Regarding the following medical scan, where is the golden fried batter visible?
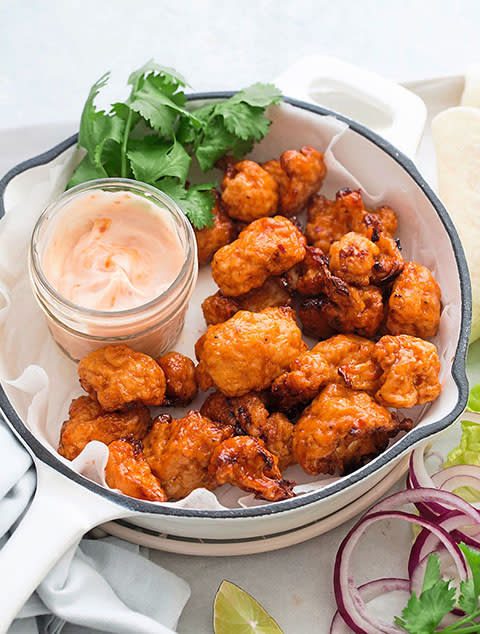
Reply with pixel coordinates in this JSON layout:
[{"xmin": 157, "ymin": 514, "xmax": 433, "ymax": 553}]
[
  {"xmin": 105, "ymin": 439, "xmax": 166, "ymax": 502},
  {"xmin": 78, "ymin": 345, "xmax": 166, "ymax": 411},
  {"xmin": 292, "ymin": 247, "xmax": 384, "ymax": 337},
  {"xmin": 143, "ymin": 411, "xmax": 233, "ymax": 500},
  {"xmin": 211, "ymin": 216, "xmax": 306, "ymax": 296},
  {"xmin": 221, "ymin": 160, "xmax": 279, "ymax": 222},
  {"xmin": 386, "ymin": 262, "xmax": 441, "ymax": 338},
  {"xmin": 58, "ymin": 396, "xmax": 151, "ymax": 460},
  {"xmin": 297, "ymin": 298, "xmax": 336, "ymax": 340},
  {"xmin": 263, "ymin": 146, "xmax": 326, "ymax": 216},
  {"xmin": 195, "ymin": 307, "xmax": 307, "ymax": 397},
  {"xmin": 271, "ymin": 334, "xmax": 382, "ymax": 410},
  {"xmin": 201, "ymin": 391, "xmax": 295, "ymax": 470},
  {"xmin": 209, "ymin": 436, "xmax": 295, "ymax": 501},
  {"xmin": 293, "ymin": 384, "xmax": 411, "ymax": 476},
  {"xmin": 374, "ymin": 334, "xmax": 442, "ymax": 408},
  {"xmin": 201, "ymin": 277, "xmax": 292, "ymax": 326},
  {"xmin": 194, "ymin": 192, "xmax": 237, "ymax": 264},
  {"xmin": 363, "ymin": 215, "xmax": 404, "ymax": 285},
  {"xmin": 329, "ymin": 232, "xmax": 380, "ymax": 286},
  {"xmin": 306, "ymin": 189, "xmax": 400, "ymax": 267},
  {"xmin": 157, "ymin": 352, "xmax": 197, "ymax": 405}
]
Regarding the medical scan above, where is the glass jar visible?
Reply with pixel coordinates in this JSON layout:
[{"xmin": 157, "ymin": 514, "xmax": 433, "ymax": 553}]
[{"xmin": 29, "ymin": 179, "xmax": 198, "ymax": 361}]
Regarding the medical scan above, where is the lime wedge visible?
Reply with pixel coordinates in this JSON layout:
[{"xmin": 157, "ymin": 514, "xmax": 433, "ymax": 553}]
[{"xmin": 213, "ymin": 580, "xmax": 283, "ymax": 634}]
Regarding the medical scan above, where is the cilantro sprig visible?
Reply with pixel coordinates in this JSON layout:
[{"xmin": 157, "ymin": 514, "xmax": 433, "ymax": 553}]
[
  {"xmin": 395, "ymin": 545, "xmax": 480, "ymax": 634},
  {"xmin": 68, "ymin": 61, "xmax": 281, "ymax": 228}
]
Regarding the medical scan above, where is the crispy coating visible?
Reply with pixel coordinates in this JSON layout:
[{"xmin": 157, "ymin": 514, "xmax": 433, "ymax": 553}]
[
  {"xmin": 201, "ymin": 277, "xmax": 292, "ymax": 325},
  {"xmin": 306, "ymin": 189, "xmax": 400, "ymax": 270},
  {"xmin": 386, "ymin": 262, "xmax": 442, "ymax": 338},
  {"xmin": 58, "ymin": 396, "xmax": 151, "ymax": 460},
  {"xmin": 293, "ymin": 247, "xmax": 384, "ymax": 337},
  {"xmin": 211, "ymin": 216, "xmax": 306, "ymax": 296},
  {"xmin": 293, "ymin": 384, "xmax": 412, "ymax": 476},
  {"xmin": 297, "ymin": 298, "xmax": 336, "ymax": 339},
  {"xmin": 263, "ymin": 146, "xmax": 326, "ymax": 216},
  {"xmin": 271, "ymin": 334, "xmax": 382, "ymax": 410},
  {"xmin": 194, "ymin": 192, "xmax": 237, "ymax": 264},
  {"xmin": 157, "ymin": 352, "xmax": 197, "ymax": 405},
  {"xmin": 105, "ymin": 439, "xmax": 166, "ymax": 502},
  {"xmin": 209, "ymin": 436, "xmax": 295, "ymax": 501},
  {"xmin": 78, "ymin": 345, "xmax": 166, "ymax": 411},
  {"xmin": 374, "ymin": 335, "xmax": 441, "ymax": 408},
  {"xmin": 221, "ymin": 160, "xmax": 279, "ymax": 222},
  {"xmin": 143, "ymin": 411, "xmax": 233, "ymax": 500},
  {"xmin": 195, "ymin": 307, "xmax": 307, "ymax": 397},
  {"xmin": 201, "ymin": 391, "xmax": 295, "ymax": 470},
  {"xmin": 329, "ymin": 232, "xmax": 380, "ymax": 286}
]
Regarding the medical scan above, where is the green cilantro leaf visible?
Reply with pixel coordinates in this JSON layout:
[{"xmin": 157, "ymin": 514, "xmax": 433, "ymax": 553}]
[
  {"xmin": 127, "ymin": 137, "xmax": 191, "ymax": 185},
  {"xmin": 219, "ymin": 102, "xmax": 272, "ymax": 141},
  {"xmin": 229, "ymin": 82, "xmax": 282, "ymax": 107},
  {"xmin": 78, "ymin": 72, "xmax": 125, "ymax": 169},
  {"xmin": 128, "ymin": 60, "xmax": 187, "ymax": 90},
  {"xmin": 66, "ymin": 154, "xmax": 107, "ymax": 189},
  {"xmin": 422, "ymin": 553, "xmax": 441, "ymax": 592},
  {"xmin": 459, "ymin": 542, "xmax": 480, "ymax": 615},
  {"xmin": 159, "ymin": 179, "xmax": 215, "ymax": 229},
  {"xmin": 395, "ymin": 576, "xmax": 455, "ymax": 634}
]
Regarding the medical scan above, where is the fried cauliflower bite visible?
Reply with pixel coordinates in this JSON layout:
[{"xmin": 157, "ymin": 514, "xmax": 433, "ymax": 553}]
[
  {"xmin": 143, "ymin": 411, "xmax": 233, "ymax": 500},
  {"xmin": 292, "ymin": 247, "xmax": 384, "ymax": 337},
  {"xmin": 329, "ymin": 232, "xmax": 380, "ymax": 286},
  {"xmin": 201, "ymin": 391, "xmax": 295, "ymax": 470},
  {"xmin": 209, "ymin": 436, "xmax": 295, "ymax": 501},
  {"xmin": 221, "ymin": 160, "xmax": 279, "ymax": 222},
  {"xmin": 78, "ymin": 345, "xmax": 166, "ymax": 412},
  {"xmin": 201, "ymin": 277, "xmax": 292, "ymax": 326},
  {"xmin": 211, "ymin": 216, "xmax": 306, "ymax": 297},
  {"xmin": 293, "ymin": 384, "xmax": 412, "ymax": 476},
  {"xmin": 263, "ymin": 146, "xmax": 326, "ymax": 216},
  {"xmin": 271, "ymin": 334, "xmax": 382, "ymax": 411},
  {"xmin": 374, "ymin": 335, "xmax": 441, "ymax": 408},
  {"xmin": 297, "ymin": 298, "xmax": 336, "ymax": 339},
  {"xmin": 156, "ymin": 352, "xmax": 197, "ymax": 405},
  {"xmin": 386, "ymin": 262, "xmax": 442, "ymax": 338},
  {"xmin": 58, "ymin": 396, "xmax": 151, "ymax": 460},
  {"xmin": 194, "ymin": 192, "xmax": 237, "ymax": 265},
  {"xmin": 105, "ymin": 439, "xmax": 167, "ymax": 502},
  {"xmin": 195, "ymin": 307, "xmax": 307, "ymax": 397},
  {"xmin": 306, "ymin": 188, "xmax": 400, "ymax": 253}
]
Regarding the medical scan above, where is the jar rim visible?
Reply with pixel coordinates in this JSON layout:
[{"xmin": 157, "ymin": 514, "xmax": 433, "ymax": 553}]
[{"xmin": 30, "ymin": 177, "xmax": 197, "ymax": 318}]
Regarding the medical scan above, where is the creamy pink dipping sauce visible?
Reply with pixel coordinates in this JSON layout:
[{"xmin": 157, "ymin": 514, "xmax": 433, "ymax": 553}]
[{"xmin": 42, "ymin": 190, "xmax": 184, "ymax": 311}]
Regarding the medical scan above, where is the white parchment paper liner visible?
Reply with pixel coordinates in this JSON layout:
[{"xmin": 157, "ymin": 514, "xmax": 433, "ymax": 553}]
[{"xmin": 0, "ymin": 103, "xmax": 458, "ymax": 510}]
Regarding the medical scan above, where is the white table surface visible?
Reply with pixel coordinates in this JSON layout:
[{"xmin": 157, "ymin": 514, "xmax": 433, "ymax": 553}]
[{"xmin": 1, "ymin": 2, "xmax": 478, "ymax": 631}]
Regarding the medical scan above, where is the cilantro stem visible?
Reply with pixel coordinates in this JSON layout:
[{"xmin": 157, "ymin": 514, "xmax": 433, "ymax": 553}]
[
  {"xmin": 437, "ymin": 610, "xmax": 480, "ymax": 633},
  {"xmin": 120, "ymin": 78, "xmax": 140, "ymax": 178}
]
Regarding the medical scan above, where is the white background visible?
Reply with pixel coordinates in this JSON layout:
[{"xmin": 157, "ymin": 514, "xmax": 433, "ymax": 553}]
[{"xmin": 1, "ymin": 1, "xmax": 478, "ymax": 632}]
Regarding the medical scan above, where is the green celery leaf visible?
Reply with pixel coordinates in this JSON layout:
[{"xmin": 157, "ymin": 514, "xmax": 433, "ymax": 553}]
[
  {"xmin": 66, "ymin": 154, "xmax": 107, "ymax": 189},
  {"xmin": 422, "ymin": 553, "xmax": 440, "ymax": 592},
  {"xmin": 78, "ymin": 73, "xmax": 125, "ymax": 169},
  {"xmin": 394, "ymin": 578, "xmax": 455, "ymax": 634},
  {"xmin": 229, "ymin": 82, "xmax": 282, "ymax": 107},
  {"xmin": 127, "ymin": 136, "xmax": 191, "ymax": 185},
  {"xmin": 468, "ymin": 383, "xmax": 480, "ymax": 412},
  {"xmin": 219, "ymin": 102, "xmax": 272, "ymax": 141}
]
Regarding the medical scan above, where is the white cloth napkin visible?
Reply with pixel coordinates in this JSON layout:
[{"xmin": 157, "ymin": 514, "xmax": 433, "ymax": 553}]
[{"xmin": 0, "ymin": 419, "xmax": 190, "ymax": 634}]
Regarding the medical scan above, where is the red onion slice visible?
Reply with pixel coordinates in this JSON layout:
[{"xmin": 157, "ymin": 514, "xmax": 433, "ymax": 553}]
[
  {"xmin": 334, "ymin": 509, "xmax": 467, "ymax": 633},
  {"xmin": 432, "ymin": 464, "xmax": 480, "ymax": 488},
  {"xmin": 330, "ymin": 579, "xmax": 410, "ymax": 634}
]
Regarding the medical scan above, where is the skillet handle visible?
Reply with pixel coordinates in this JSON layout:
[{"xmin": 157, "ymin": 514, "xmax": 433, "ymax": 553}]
[
  {"xmin": 274, "ymin": 54, "xmax": 427, "ymax": 158},
  {"xmin": 0, "ymin": 459, "xmax": 126, "ymax": 632}
]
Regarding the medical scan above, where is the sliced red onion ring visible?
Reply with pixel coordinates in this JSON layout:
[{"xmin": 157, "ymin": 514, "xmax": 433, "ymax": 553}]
[
  {"xmin": 330, "ymin": 579, "xmax": 410, "ymax": 634},
  {"xmin": 432, "ymin": 464, "xmax": 480, "ymax": 488},
  {"xmin": 334, "ymin": 509, "xmax": 467, "ymax": 634}
]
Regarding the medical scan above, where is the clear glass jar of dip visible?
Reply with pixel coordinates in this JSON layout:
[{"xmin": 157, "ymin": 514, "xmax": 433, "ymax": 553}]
[{"xmin": 29, "ymin": 179, "xmax": 198, "ymax": 361}]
